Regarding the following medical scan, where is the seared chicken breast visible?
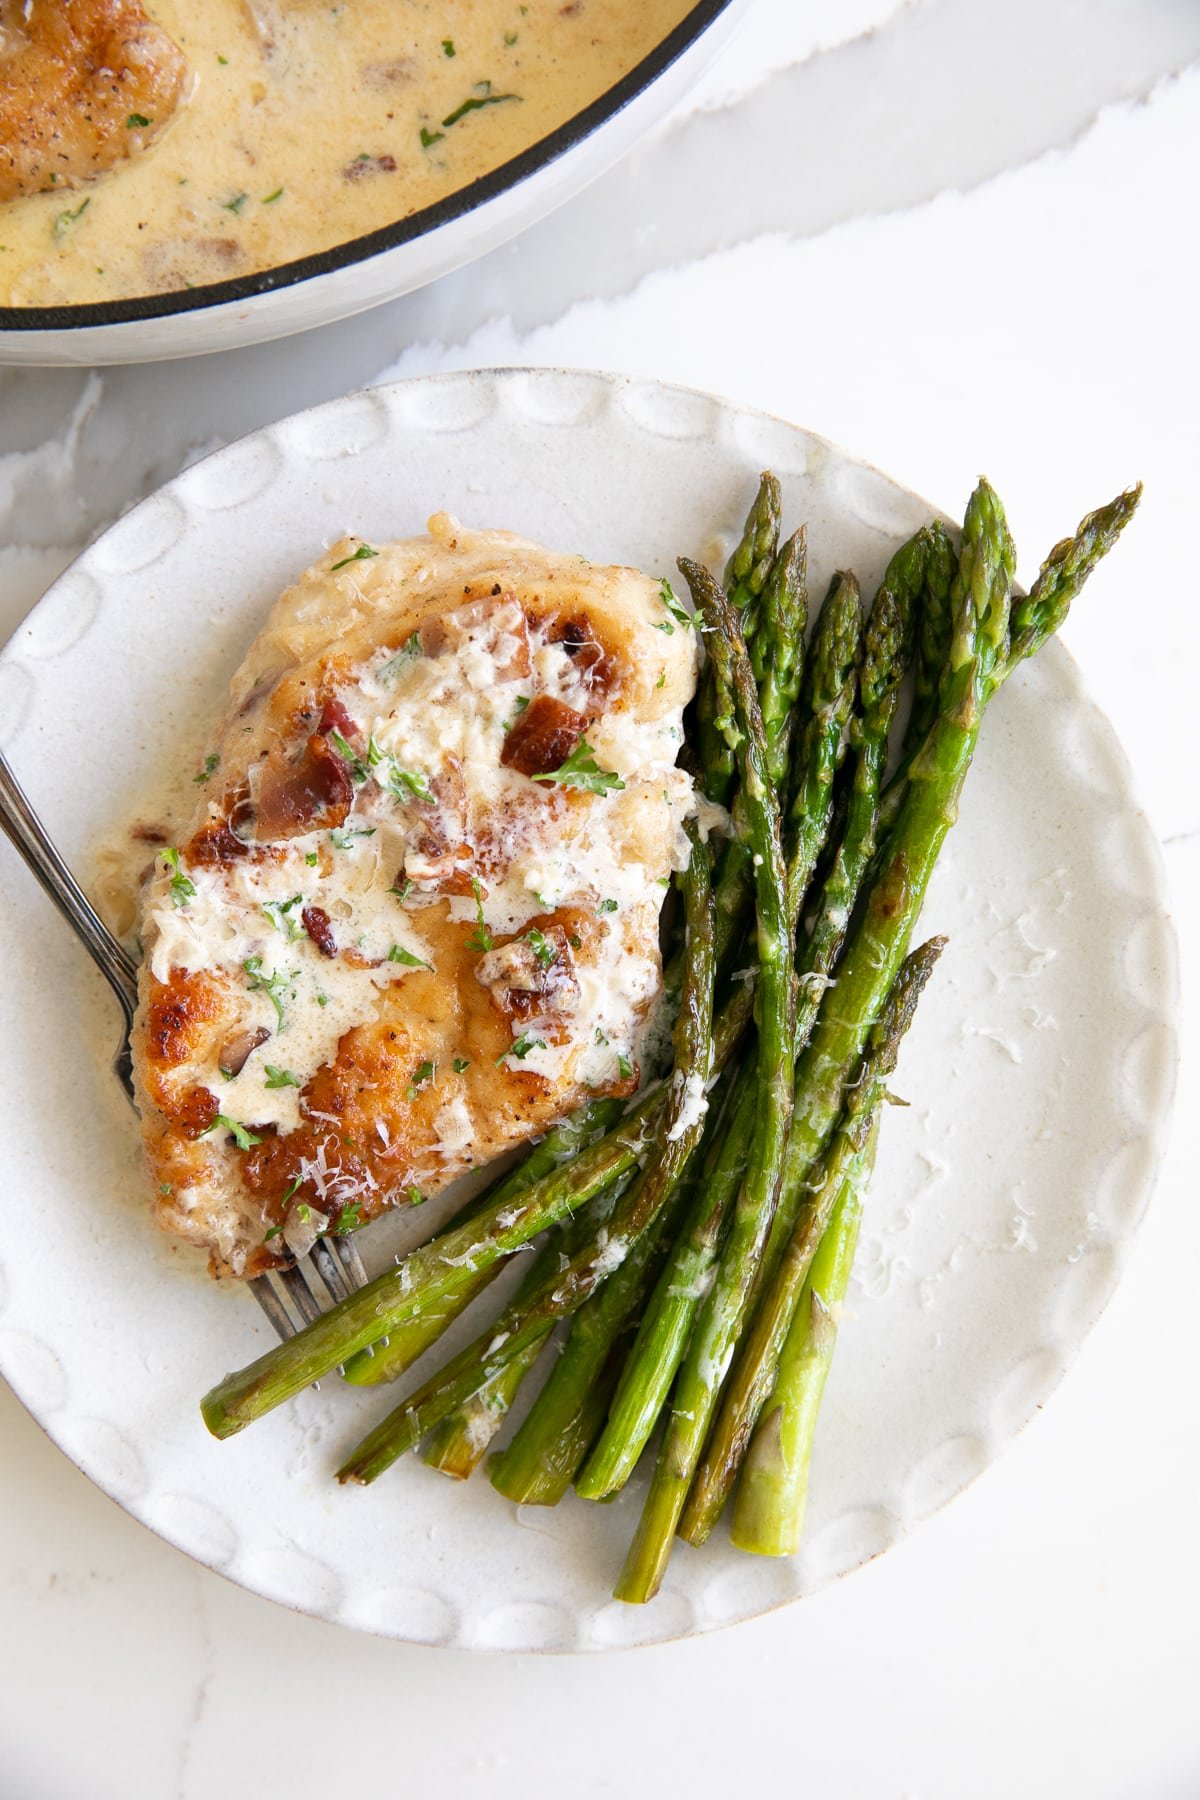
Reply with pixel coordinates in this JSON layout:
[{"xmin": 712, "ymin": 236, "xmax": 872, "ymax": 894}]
[
  {"xmin": 0, "ymin": 0, "xmax": 187, "ymax": 204},
  {"xmin": 131, "ymin": 514, "xmax": 701, "ymax": 1277}
]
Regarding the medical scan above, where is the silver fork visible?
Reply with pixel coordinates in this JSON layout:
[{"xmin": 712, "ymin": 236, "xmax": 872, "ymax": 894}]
[{"xmin": 0, "ymin": 747, "xmax": 367, "ymax": 1340}]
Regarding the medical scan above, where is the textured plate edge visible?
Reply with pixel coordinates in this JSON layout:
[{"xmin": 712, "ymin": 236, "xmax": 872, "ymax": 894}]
[{"xmin": 0, "ymin": 367, "xmax": 1182, "ymax": 1654}]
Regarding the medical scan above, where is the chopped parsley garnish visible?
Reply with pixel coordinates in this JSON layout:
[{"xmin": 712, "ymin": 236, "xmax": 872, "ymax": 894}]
[
  {"xmin": 162, "ymin": 847, "xmax": 195, "ymax": 907},
  {"xmin": 386, "ymin": 764, "xmax": 434, "ymax": 804},
  {"xmin": 378, "ymin": 634, "xmax": 421, "ymax": 683},
  {"xmin": 336, "ymin": 1201, "xmax": 364, "ymax": 1234},
  {"xmin": 407, "ymin": 1186, "xmax": 426, "ymax": 1205},
  {"xmin": 221, "ymin": 192, "xmax": 249, "ymax": 214},
  {"xmin": 525, "ymin": 926, "xmax": 555, "ymax": 968},
  {"xmin": 466, "ymin": 876, "xmax": 493, "ymax": 953},
  {"xmin": 193, "ymin": 751, "xmax": 220, "ymax": 784},
  {"xmin": 280, "ymin": 1176, "xmax": 303, "ymax": 1207},
  {"xmin": 261, "ymin": 894, "xmax": 305, "ymax": 938},
  {"xmin": 264, "ymin": 1225, "xmax": 283, "ymax": 1241},
  {"xmin": 597, "ymin": 898, "xmax": 619, "ymax": 914},
  {"xmin": 594, "ymin": 1029, "xmax": 609, "ymax": 1046},
  {"xmin": 407, "ymin": 1059, "xmax": 436, "ymax": 1098},
  {"xmin": 54, "ymin": 197, "xmax": 91, "ymax": 239},
  {"xmin": 329, "ymin": 728, "xmax": 369, "ymax": 783},
  {"xmin": 656, "ymin": 671, "xmax": 666, "ymax": 689},
  {"xmin": 420, "ymin": 126, "xmax": 445, "ymax": 149},
  {"xmin": 329, "ymin": 825, "xmax": 375, "ymax": 849},
  {"xmin": 442, "ymin": 37, "xmax": 456, "ymax": 55},
  {"xmin": 513, "ymin": 695, "xmax": 531, "ymax": 713},
  {"xmin": 244, "ymin": 955, "xmax": 293, "ymax": 1025},
  {"xmin": 202, "ymin": 1114, "xmax": 261, "ymax": 1151},
  {"xmin": 453, "ymin": 1057, "xmax": 470, "ymax": 1073},
  {"xmin": 531, "ymin": 740, "xmax": 624, "ymax": 795},
  {"xmin": 659, "ymin": 577, "xmax": 692, "ymax": 629},
  {"xmin": 262, "ymin": 187, "xmax": 284, "ymax": 204},
  {"xmin": 442, "ymin": 80, "xmax": 521, "ymax": 129},
  {"xmin": 126, "ymin": 113, "xmax": 153, "ymax": 129},
  {"xmin": 499, "ymin": 1034, "xmax": 546, "ymax": 1064},
  {"xmin": 388, "ymin": 944, "xmax": 431, "ymax": 969},
  {"xmin": 390, "ymin": 877, "xmax": 414, "ymax": 902},
  {"xmin": 305, "ymin": 851, "xmax": 319, "ymax": 867},
  {"xmin": 263, "ymin": 1064, "xmax": 300, "ymax": 1089},
  {"xmin": 618, "ymin": 1054, "xmax": 634, "ymax": 1080},
  {"xmin": 330, "ymin": 542, "xmax": 379, "ymax": 573},
  {"xmin": 217, "ymin": 53, "xmax": 229, "ymax": 64},
  {"xmin": 569, "ymin": 933, "xmax": 582, "ymax": 949},
  {"xmin": 504, "ymin": 29, "xmax": 518, "ymax": 44}
]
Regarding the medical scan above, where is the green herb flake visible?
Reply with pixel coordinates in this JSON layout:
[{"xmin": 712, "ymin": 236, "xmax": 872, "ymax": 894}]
[
  {"xmin": 420, "ymin": 126, "xmax": 445, "ymax": 149},
  {"xmin": 407, "ymin": 1059, "xmax": 436, "ymax": 1098},
  {"xmin": 499, "ymin": 1033, "xmax": 546, "ymax": 1064},
  {"xmin": 597, "ymin": 898, "xmax": 619, "ymax": 914},
  {"xmin": 126, "ymin": 113, "xmax": 153, "ymax": 129},
  {"xmin": 453, "ymin": 1057, "xmax": 470, "ymax": 1073},
  {"xmin": 388, "ymin": 944, "xmax": 431, "ymax": 969},
  {"xmin": 329, "ymin": 728, "xmax": 369, "ymax": 783},
  {"xmin": 329, "ymin": 826, "xmax": 376, "ymax": 849},
  {"xmin": 531, "ymin": 739, "xmax": 624, "ymax": 796},
  {"xmin": 162, "ymin": 847, "xmax": 196, "ymax": 908},
  {"xmin": 659, "ymin": 577, "xmax": 692, "ymax": 629},
  {"xmin": 264, "ymin": 1224, "xmax": 283, "ymax": 1241},
  {"xmin": 617, "ymin": 1054, "xmax": 634, "ymax": 1080},
  {"xmin": 158, "ymin": 1182, "xmax": 173, "ymax": 1197},
  {"xmin": 389, "ymin": 877, "xmax": 415, "ymax": 903},
  {"xmin": 569, "ymin": 933, "xmax": 582, "ymax": 950},
  {"xmin": 54, "ymin": 197, "xmax": 91, "ymax": 239},
  {"xmin": 263, "ymin": 1064, "xmax": 300, "ymax": 1089},
  {"xmin": 442, "ymin": 37, "xmax": 456, "ymax": 55},
  {"xmin": 193, "ymin": 751, "xmax": 220, "ymax": 784},
  {"xmin": 466, "ymin": 876, "xmax": 494, "ymax": 952},
  {"xmin": 330, "ymin": 542, "xmax": 379, "ymax": 573},
  {"xmin": 244, "ymin": 955, "xmax": 293, "ymax": 1026},
  {"xmin": 407, "ymin": 1186, "xmax": 426, "ymax": 1205},
  {"xmin": 305, "ymin": 851, "xmax": 319, "ymax": 867},
  {"xmin": 525, "ymin": 926, "xmax": 555, "ymax": 968},
  {"xmin": 386, "ymin": 764, "xmax": 434, "ymax": 804},
  {"xmin": 378, "ymin": 633, "xmax": 422, "ymax": 682},
  {"xmin": 504, "ymin": 29, "xmax": 518, "ymax": 44},
  {"xmin": 202, "ymin": 1113, "xmax": 262, "ymax": 1151},
  {"xmin": 217, "ymin": 53, "xmax": 229, "ymax": 64},
  {"xmin": 261, "ymin": 894, "xmax": 305, "ymax": 938},
  {"xmin": 656, "ymin": 670, "xmax": 666, "ymax": 689},
  {"xmin": 336, "ymin": 1201, "xmax": 364, "ymax": 1234},
  {"xmin": 262, "ymin": 187, "xmax": 284, "ymax": 204},
  {"xmin": 222, "ymin": 192, "xmax": 250, "ymax": 215},
  {"xmin": 441, "ymin": 81, "xmax": 521, "ymax": 130},
  {"xmin": 280, "ymin": 1176, "xmax": 303, "ymax": 1207}
]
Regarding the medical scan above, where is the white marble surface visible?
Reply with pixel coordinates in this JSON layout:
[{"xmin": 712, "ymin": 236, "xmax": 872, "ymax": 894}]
[{"xmin": 2, "ymin": 1, "xmax": 1199, "ymax": 1794}]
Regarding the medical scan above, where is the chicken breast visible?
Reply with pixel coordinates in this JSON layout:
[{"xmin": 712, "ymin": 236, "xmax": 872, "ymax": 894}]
[
  {"xmin": 0, "ymin": 0, "xmax": 188, "ymax": 204},
  {"xmin": 131, "ymin": 514, "xmax": 701, "ymax": 1278}
]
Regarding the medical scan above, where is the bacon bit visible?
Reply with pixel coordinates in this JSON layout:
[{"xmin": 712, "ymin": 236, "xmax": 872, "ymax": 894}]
[
  {"xmin": 187, "ymin": 820, "xmax": 251, "ymax": 867},
  {"xmin": 255, "ymin": 734, "xmax": 353, "ymax": 841},
  {"xmin": 475, "ymin": 923, "xmax": 582, "ymax": 1023},
  {"xmin": 543, "ymin": 611, "xmax": 618, "ymax": 695},
  {"xmin": 344, "ymin": 153, "xmax": 397, "ymax": 181},
  {"xmin": 302, "ymin": 905, "xmax": 338, "ymax": 958},
  {"xmin": 501, "ymin": 694, "xmax": 587, "ymax": 778},
  {"xmin": 318, "ymin": 697, "xmax": 359, "ymax": 741},
  {"xmin": 217, "ymin": 1025, "xmax": 271, "ymax": 1077}
]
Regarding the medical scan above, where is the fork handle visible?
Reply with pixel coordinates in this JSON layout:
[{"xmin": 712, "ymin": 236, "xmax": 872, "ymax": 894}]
[{"xmin": 0, "ymin": 748, "xmax": 140, "ymax": 1023}]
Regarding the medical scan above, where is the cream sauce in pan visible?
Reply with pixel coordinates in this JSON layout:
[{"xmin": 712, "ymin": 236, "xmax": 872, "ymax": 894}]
[{"xmin": 0, "ymin": 0, "xmax": 694, "ymax": 308}]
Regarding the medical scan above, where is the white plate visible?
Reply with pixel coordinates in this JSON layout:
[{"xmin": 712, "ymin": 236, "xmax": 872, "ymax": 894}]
[{"xmin": 0, "ymin": 369, "xmax": 1178, "ymax": 1651}]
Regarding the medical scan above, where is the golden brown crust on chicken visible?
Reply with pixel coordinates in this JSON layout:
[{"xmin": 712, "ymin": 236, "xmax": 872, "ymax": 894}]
[
  {"xmin": 0, "ymin": 0, "xmax": 188, "ymax": 204},
  {"xmin": 131, "ymin": 514, "xmax": 700, "ymax": 1278}
]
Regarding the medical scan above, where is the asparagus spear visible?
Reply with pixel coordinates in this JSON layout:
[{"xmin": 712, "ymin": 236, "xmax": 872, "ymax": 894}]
[
  {"xmin": 198, "ymin": 975, "xmax": 754, "ymax": 1441},
  {"xmin": 713, "ymin": 532, "xmax": 808, "ymax": 963},
  {"xmin": 900, "ymin": 521, "xmax": 955, "ymax": 760},
  {"xmin": 333, "ymin": 825, "xmax": 718, "ymax": 1483},
  {"xmin": 696, "ymin": 473, "xmax": 781, "ymax": 806},
  {"xmin": 488, "ymin": 1088, "xmax": 730, "ymax": 1504},
  {"xmin": 683, "ymin": 940, "xmax": 943, "ymax": 1541},
  {"xmin": 783, "ymin": 572, "xmax": 862, "ymax": 927},
  {"xmin": 1004, "ymin": 484, "xmax": 1142, "ymax": 673},
  {"xmin": 609, "ymin": 558, "xmax": 794, "ymax": 1599},
  {"xmin": 341, "ymin": 1098, "xmax": 627, "ymax": 1389},
  {"xmin": 731, "ymin": 1123, "xmax": 876, "ymax": 1555},
  {"xmin": 792, "ymin": 537, "xmax": 923, "ymax": 1054},
  {"xmin": 574, "ymin": 1059, "xmax": 755, "ymax": 1498},
  {"xmin": 419, "ymin": 1187, "xmax": 622, "ymax": 1479}
]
